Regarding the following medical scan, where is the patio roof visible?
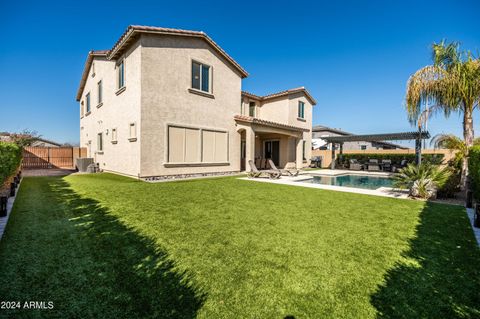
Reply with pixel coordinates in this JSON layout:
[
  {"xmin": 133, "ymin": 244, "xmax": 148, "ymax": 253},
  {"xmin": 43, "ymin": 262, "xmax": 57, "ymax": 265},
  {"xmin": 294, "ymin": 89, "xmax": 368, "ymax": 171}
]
[
  {"xmin": 234, "ymin": 115, "xmax": 310, "ymax": 132},
  {"xmin": 321, "ymin": 131, "xmax": 430, "ymax": 143}
]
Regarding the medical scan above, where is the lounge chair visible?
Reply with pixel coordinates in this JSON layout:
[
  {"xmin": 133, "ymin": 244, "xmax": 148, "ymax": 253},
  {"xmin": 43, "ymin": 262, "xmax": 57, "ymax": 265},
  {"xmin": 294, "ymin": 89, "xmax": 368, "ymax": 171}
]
[
  {"xmin": 392, "ymin": 159, "xmax": 408, "ymax": 172},
  {"xmin": 268, "ymin": 159, "xmax": 299, "ymax": 177},
  {"xmin": 381, "ymin": 159, "xmax": 392, "ymax": 172},
  {"xmin": 367, "ymin": 159, "xmax": 380, "ymax": 171},
  {"xmin": 349, "ymin": 159, "xmax": 363, "ymax": 170},
  {"xmin": 248, "ymin": 160, "xmax": 281, "ymax": 179}
]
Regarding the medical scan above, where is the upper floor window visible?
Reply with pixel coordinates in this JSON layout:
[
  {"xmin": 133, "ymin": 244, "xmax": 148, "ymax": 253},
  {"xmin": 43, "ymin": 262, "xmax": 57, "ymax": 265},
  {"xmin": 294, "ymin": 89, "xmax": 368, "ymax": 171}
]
[
  {"xmin": 298, "ymin": 101, "xmax": 305, "ymax": 119},
  {"xmin": 86, "ymin": 93, "xmax": 91, "ymax": 113},
  {"xmin": 249, "ymin": 102, "xmax": 256, "ymax": 117},
  {"xmin": 192, "ymin": 61, "xmax": 211, "ymax": 93},
  {"xmin": 97, "ymin": 80, "xmax": 103, "ymax": 104},
  {"xmin": 118, "ymin": 60, "xmax": 125, "ymax": 89}
]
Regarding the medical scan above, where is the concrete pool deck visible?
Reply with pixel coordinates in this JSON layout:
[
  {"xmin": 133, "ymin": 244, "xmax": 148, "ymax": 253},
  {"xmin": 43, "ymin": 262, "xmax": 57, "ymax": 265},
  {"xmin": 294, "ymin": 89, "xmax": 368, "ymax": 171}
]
[{"xmin": 240, "ymin": 170, "xmax": 408, "ymax": 199}]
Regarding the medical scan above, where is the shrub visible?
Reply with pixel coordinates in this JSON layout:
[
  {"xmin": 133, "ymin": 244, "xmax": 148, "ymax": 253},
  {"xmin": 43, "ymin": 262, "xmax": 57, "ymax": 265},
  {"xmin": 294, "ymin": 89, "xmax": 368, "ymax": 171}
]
[
  {"xmin": 393, "ymin": 163, "xmax": 452, "ymax": 199},
  {"xmin": 0, "ymin": 142, "xmax": 22, "ymax": 185},
  {"xmin": 469, "ymin": 146, "xmax": 480, "ymax": 200},
  {"xmin": 337, "ymin": 153, "xmax": 444, "ymax": 166}
]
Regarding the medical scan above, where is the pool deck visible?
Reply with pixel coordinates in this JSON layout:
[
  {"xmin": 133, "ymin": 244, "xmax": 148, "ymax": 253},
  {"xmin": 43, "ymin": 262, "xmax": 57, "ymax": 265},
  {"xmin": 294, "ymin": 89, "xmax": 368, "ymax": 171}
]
[{"xmin": 240, "ymin": 169, "xmax": 408, "ymax": 199}]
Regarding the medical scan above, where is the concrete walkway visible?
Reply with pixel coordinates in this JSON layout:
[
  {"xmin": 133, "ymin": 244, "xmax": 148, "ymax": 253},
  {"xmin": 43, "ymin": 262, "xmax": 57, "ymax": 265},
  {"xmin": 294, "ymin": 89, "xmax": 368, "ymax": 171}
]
[
  {"xmin": 22, "ymin": 169, "xmax": 76, "ymax": 177},
  {"xmin": 0, "ymin": 179, "xmax": 22, "ymax": 240}
]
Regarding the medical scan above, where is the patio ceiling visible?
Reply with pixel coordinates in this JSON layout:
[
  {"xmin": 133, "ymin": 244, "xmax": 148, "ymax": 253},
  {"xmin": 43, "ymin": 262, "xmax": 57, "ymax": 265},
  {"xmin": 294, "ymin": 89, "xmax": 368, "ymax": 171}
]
[{"xmin": 321, "ymin": 131, "xmax": 430, "ymax": 143}]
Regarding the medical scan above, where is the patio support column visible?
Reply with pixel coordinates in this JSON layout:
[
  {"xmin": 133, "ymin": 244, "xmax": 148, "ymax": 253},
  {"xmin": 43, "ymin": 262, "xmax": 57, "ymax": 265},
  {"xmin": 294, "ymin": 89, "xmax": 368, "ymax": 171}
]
[
  {"xmin": 245, "ymin": 126, "xmax": 256, "ymax": 172},
  {"xmin": 296, "ymin": 138, "xmax": 303, "ymax": 169},
  {"xmin": 415, "ymin": 137, "xmax": 422, "ymax": 166},
  {"xmin": 330, "ymin": 143, "xmax": 336, "ymax": 169}
]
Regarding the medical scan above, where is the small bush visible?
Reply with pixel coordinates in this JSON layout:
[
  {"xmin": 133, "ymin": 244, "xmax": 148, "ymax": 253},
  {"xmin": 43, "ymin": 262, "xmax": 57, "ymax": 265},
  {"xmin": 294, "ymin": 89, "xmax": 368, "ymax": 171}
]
[
  {"xmin": 469, "ymin": 146, "xmax": 480, "ymax": 200},
  {"xmin": 0, "ymin": 142, "xmax": 22, "ymax": 185}
]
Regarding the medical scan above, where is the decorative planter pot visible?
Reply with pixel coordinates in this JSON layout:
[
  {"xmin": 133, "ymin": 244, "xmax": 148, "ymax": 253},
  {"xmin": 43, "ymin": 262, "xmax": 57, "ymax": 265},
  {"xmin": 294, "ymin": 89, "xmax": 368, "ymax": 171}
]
[
  {"xmin": 0, "ymin": 196, "xmax": 7, "ymax": 217},
  {"xmin": 474, "ymin": 202, "xmax": 480, "ymax": 228},
  {"xmin": 466, "ymin": 190, "xmax": 473, "ymax": 208}
]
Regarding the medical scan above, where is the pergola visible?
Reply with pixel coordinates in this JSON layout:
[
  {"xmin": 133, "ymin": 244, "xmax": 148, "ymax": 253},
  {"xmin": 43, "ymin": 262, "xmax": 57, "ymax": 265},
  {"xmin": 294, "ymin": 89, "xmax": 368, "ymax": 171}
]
[{"xmin": 322, "ymin": 131, "xmax": 431, "ymax": 169}]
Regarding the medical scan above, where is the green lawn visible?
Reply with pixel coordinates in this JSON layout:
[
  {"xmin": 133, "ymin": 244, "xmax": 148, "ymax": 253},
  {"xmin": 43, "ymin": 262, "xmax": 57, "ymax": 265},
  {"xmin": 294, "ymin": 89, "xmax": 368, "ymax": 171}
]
[{"xmin": 0, "ymin": 174, "xmax": 479, "ymax": 318}]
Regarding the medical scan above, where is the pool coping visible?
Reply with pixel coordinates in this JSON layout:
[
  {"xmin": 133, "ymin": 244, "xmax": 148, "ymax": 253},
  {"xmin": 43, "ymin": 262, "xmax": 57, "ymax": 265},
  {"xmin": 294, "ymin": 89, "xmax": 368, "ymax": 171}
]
[{"xmin": 240, "ymin": 174, "xmax": 409, "ymax": 199}]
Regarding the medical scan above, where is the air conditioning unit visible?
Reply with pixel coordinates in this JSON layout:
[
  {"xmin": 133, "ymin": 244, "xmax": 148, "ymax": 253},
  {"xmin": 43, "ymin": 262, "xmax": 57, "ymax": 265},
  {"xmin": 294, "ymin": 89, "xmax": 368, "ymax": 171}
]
[{"xmin": 76, "ymin": 158, "xmax": 94, "ymax": 172}]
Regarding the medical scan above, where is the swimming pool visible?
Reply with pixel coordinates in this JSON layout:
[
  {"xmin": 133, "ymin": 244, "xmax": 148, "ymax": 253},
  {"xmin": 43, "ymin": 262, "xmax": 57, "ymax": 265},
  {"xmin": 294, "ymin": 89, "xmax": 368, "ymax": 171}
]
[{"xmin": 300, "ymin": 174, "xmax": 394, "ymax": 190}]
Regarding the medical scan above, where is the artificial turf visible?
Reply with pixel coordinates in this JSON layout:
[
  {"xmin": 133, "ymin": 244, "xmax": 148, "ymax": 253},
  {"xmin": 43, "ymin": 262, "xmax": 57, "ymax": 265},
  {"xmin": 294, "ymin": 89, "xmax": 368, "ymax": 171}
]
[{"xmin": 0, "ymin": 173, "xmax": 479, "ymax": 318}]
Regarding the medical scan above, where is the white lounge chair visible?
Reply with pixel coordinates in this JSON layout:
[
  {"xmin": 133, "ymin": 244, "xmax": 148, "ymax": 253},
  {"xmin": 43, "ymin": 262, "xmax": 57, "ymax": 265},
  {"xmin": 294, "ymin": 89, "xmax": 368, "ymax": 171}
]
[
  {"xmin": 248, "ymin": 160, "xmax": 281, "ymax": 179},
  {"xmin": 268, "ymin": 159, "xmax": 299, "ymax": 177}
]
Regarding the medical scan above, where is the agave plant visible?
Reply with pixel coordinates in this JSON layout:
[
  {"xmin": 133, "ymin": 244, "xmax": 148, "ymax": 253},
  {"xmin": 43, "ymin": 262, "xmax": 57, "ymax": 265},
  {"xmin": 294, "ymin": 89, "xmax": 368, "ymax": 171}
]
[{"xmin": 393, "ymin": 163, "xmax": 452, "ymax": 199}]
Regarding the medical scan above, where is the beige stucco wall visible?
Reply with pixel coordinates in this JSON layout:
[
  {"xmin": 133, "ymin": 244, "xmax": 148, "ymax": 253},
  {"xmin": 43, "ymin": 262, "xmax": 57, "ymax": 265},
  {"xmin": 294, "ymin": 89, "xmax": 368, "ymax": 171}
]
[
  {"xmin": 313, "ymin": 148, "xmax": 456, "ymax": 168},
  {"xmin": 79, "ymin": 41, "xmax": 142, "ymax": 177},
  {"xmin": 78, "ymin": 33, "xmax": 315, "ymax": 177},
  {"xmin": 241, "ymin": 93, "xmax": 313, "ymax": 167},
  {"xmin": 139, "ymin": 35, "xmax": 243, "ymax": 177}
]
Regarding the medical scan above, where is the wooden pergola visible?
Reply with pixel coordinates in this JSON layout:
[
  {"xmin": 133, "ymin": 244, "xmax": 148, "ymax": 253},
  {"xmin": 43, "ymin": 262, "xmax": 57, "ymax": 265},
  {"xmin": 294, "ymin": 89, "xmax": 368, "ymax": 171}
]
[{"xmin": 322, "ymin": 131, "xmax": 431, "ymax": 169}]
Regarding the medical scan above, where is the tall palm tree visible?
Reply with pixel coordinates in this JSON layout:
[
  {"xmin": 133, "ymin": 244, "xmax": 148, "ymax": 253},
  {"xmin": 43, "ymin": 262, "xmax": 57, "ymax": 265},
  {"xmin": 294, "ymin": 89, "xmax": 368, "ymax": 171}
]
[
  {"xmin": 431, "ymin": 134, "xmax": 480, "ymax": 169},
  {"xmin": 405, "ymin": 41, "xmax": 480, "ymax": 188}
]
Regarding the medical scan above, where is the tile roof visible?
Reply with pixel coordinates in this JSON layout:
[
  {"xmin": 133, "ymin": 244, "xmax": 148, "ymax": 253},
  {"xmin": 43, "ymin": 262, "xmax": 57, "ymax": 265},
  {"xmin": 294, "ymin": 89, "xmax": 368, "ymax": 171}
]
[
  {"xmin": 242, "ymin": 87, "xmax": 317, "ymax": 105},
  {"xmin": 76, "ymin": 25, "xmax": 248, "ymax": 101},
  {"xmin": 234, "ymin": 115, "xmax": 310, "ymax": 132}
]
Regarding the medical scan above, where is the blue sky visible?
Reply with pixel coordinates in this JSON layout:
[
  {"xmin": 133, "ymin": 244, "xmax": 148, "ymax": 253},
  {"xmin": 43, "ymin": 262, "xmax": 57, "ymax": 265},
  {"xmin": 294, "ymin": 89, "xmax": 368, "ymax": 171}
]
[{"xmin": 1, "ymin": 0, "xmax": 479, "ymax": 146}]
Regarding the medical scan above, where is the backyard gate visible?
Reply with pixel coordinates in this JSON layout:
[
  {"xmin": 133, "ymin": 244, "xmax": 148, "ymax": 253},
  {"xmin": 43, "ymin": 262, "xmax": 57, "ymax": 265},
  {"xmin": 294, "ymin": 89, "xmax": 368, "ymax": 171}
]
[{"xmin": 22, "ymin": 147, "xmax": 87, "ymax": 169}]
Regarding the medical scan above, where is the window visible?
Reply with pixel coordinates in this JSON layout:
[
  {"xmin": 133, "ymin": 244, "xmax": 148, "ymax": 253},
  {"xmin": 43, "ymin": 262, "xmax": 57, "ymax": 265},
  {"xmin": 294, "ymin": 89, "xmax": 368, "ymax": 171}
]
[
  {"xmin": 298, "ymin": 101, "xmax": 305, "ymax": 119},
  {"xmin": 302, "ymin": 140, "xmax": 306, "ymax": 160},
  {"xmin": 167, "ymin": 125, "xmax": 228, "ymax": 164},
  {"xmin": 202, "ymin": 130, "xmax": 228, "ymax": 163},
  {"xmin": 191, "ymin": 61, "xmax": 211, "ymax": 93},
  {"xmin": 86, "ymin": 93, "xmax": 91, "ymax": 113},
  {"xmin": 118, "ymin": 60, "xmax": 125, "ymax": 89},
  {"xmin": 249, "ymin": 102, "xmax": 256, "ymax": 117},
  {"xmin": 361, "ymin": 145, "xmax": 367, "ymax": 150},
  {"xmin": 111, "ymin": 128, "xmax": 117, "ymax": 143},
  {"xmin": 97, "ymin": 133, "xmax": 103, "ymax": 152},
  {"xmin": 168, "ymin": 126, "xmax": 201, "ymax": 163},
  {"xmin": 97, "ymin": 80, "xmax": 103, "ymax": 104},
  {"xmin": 129, "ymin": 123, "xmax": 137, "ymax": 141}
]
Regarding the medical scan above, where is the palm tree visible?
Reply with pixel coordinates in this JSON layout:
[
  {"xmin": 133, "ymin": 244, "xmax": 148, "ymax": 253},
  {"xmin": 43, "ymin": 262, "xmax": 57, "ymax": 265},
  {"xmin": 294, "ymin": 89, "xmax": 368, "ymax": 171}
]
[
  {"xmin": 405, "ymin": 41, "xmax": 480, "ymax": 188},
  {"xmin": 431, "ymin": 134, "xmax": 480, "ymax": 169}
]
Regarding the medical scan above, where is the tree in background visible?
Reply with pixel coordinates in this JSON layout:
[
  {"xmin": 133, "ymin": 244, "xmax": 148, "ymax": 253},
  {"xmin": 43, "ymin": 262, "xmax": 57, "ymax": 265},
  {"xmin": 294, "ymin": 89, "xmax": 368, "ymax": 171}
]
[{"xmin": 405, "ymin": 41, "xmax": 480, "ymax": 189}]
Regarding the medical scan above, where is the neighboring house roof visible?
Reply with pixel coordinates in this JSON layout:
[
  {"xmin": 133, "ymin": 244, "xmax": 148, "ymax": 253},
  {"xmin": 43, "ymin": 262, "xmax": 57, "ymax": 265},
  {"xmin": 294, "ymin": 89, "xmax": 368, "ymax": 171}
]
[
  {"xmin": 312, "ymin": 125, "xmax": 409, "ymax": 149},
  {"xmin": 242, "ymin": 87, "xmax": 317, "ymax": 106},
  {"xmin": 312, "ymin": 125, "xmax": 350, "ymax": 136},
  {"xmin": 76, "ymin": 25, "xmax": 248, "ymax": 101},
  {"xmin": 234, "ymin": 115, "xmax": 310, "ymax": 132},
  {"xmin": 31, "ymin": 137, "xmax": 62, "ymax": 147}
]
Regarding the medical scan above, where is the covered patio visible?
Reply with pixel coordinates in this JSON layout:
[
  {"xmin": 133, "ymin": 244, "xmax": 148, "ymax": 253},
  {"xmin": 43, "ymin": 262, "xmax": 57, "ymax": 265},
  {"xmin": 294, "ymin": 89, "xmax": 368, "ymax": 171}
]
[
  {"xmin": 322, "ymin": 131, "xmax": 431, "ymax": 169},
  {"xmin": 234, "ymin": 115, "xmax": 310, "ymax": 171}
]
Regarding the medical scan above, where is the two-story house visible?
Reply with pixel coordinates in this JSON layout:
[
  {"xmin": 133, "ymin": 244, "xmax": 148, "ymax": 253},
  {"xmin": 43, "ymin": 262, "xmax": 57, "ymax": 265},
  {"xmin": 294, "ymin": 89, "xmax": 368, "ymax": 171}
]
[{"xmin": 76, "ymin": 26, "xmax": 316, "ymax": 179}]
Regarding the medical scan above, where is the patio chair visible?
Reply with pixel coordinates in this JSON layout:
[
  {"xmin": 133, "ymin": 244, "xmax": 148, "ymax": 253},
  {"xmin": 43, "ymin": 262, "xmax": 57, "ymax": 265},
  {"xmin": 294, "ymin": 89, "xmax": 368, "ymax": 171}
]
[
  {"xmin": 268, "ymin": 159, "xmax": 299, "ymax": 177},
  {"xmin": 248, "ymin": 160, "xmax": 281, "ymax": 179},
  {"xmin": 349, "ymin": 159, "xmax": 363, "ymax": 170},
  {"xmin": 392, "ymin": 159, "xmax": 408, "ymax": 172},
  {"xmin": 367, "ymin": 159, "xmax": 380, "ymax": 171},
  {"xmin": 381, "ymin": 159, "xmax": 392, "ymax": 172}
]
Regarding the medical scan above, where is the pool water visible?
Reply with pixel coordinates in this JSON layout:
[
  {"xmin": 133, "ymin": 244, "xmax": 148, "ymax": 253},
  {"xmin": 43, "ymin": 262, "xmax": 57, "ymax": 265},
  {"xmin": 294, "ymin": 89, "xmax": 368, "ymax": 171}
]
[{"xmin": 302, "ymin": 174, "xmax": 394, "ymax": 190}]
